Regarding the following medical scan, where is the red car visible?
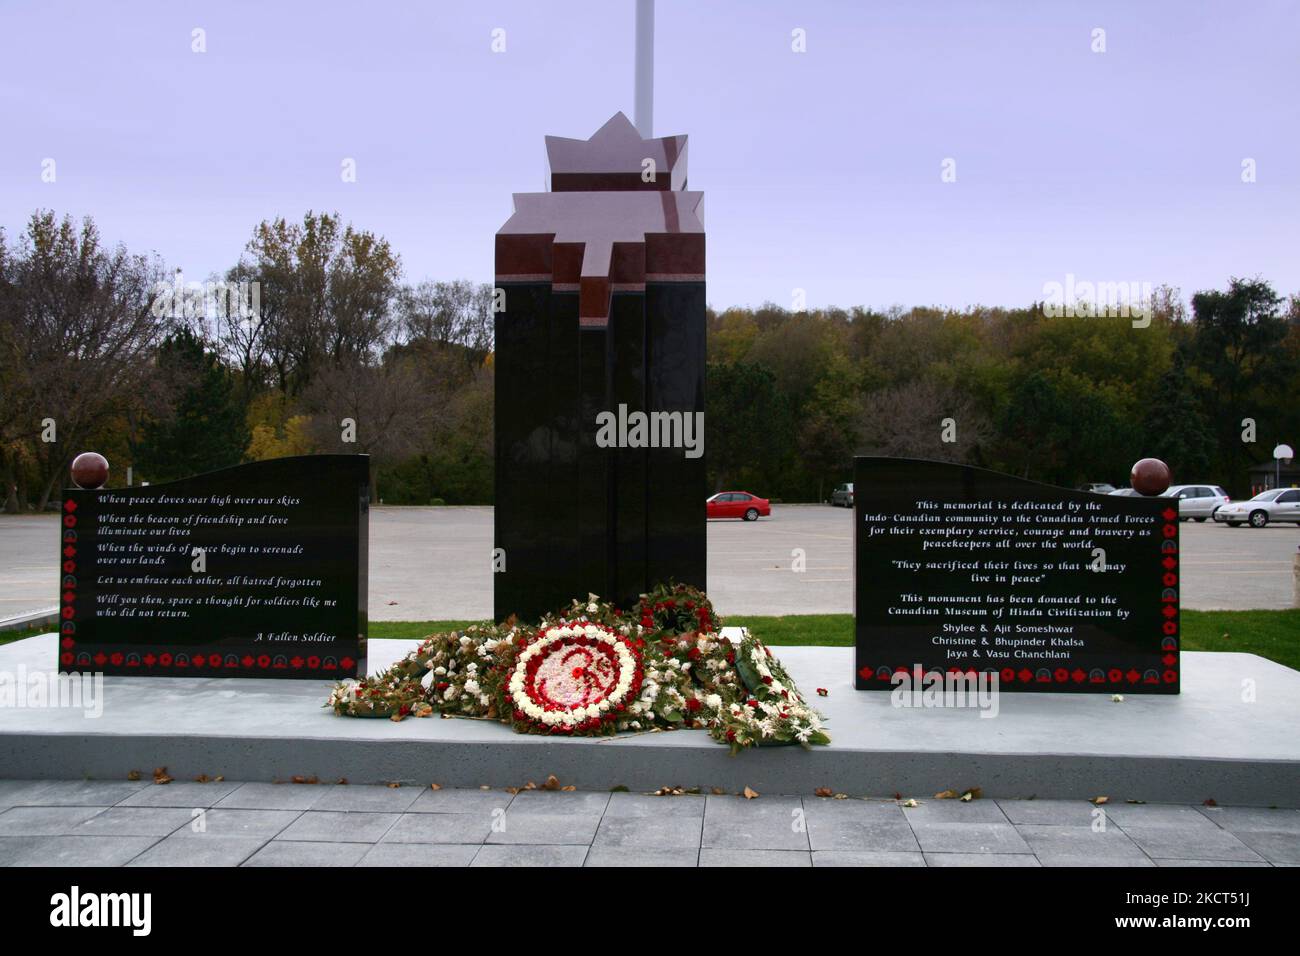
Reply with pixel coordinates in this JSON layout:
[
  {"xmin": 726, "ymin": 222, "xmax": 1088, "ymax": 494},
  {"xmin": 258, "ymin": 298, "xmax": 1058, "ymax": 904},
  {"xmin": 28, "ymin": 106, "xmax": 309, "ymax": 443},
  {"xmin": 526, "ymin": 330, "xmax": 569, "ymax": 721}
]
[{"xmin": 706, "ymin": 491, "xmax": 771, "ymax": 521}]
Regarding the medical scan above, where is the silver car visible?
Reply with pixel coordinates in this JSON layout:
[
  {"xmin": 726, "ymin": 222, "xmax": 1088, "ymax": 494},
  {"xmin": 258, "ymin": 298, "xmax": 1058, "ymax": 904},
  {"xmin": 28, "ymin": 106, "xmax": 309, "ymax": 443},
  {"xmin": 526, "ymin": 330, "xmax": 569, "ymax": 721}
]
[
  {"xmin": 831, "ymin": 483, "xmax": 854, "ymax": 507},
  {"xmin": 1212, "ymin": 488, "xmax": 1300, "ymax": 528},
  {"xmin": 1164, "ymin": 484, "xmax": 1231, "ymax": 522}
]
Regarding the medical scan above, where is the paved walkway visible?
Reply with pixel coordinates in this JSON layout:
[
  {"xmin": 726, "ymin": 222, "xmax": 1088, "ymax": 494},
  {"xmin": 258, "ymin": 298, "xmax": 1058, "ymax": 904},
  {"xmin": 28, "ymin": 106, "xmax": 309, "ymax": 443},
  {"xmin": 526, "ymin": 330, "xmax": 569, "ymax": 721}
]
[{"xmin": 0, "ymin": 780, "xmax": 1295, "ymax": 867}]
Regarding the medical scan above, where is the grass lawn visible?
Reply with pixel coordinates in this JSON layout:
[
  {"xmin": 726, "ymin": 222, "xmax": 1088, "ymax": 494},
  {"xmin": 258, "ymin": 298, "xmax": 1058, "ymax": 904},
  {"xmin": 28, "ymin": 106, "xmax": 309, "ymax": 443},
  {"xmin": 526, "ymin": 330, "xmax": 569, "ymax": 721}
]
[
  {"xmin": 9, "ymin": 610, "xmax": 1295, "ymax": 672},
  {"xmin": 369, "ymin": 609, "xmax": 1300, "ymax": 672}
]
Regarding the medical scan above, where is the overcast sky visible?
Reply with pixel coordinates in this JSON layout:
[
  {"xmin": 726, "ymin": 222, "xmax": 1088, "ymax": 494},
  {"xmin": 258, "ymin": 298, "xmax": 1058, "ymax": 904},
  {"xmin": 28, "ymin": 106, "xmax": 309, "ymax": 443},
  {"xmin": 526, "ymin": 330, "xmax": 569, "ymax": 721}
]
[{"xmin": 2, "ymin": 0, "xmax": 1296, "ymax": 312}]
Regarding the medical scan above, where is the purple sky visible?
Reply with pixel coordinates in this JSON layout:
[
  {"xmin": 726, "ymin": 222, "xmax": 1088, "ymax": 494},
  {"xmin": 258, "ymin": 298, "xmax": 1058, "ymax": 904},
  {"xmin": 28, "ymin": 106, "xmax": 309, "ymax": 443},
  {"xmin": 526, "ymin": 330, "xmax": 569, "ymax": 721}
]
[{"xmin": 2, "ymin": 0, "xmax": 1296, "ymax": 312}]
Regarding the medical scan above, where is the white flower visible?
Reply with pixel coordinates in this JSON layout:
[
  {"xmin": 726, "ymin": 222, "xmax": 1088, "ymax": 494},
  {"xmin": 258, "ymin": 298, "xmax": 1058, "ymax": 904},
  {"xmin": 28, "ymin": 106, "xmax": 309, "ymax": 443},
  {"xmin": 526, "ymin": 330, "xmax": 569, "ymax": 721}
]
[
  {"xmin": 464, "ymin": 679, "xmax": 480, "ymax": 695},
  {"xmin": 434, "ymin": 666, "xmax": 447, "ymax": 676},
  {"xmin": 705, "ymin": 693, "xmax": 722, "ymax": 710}
]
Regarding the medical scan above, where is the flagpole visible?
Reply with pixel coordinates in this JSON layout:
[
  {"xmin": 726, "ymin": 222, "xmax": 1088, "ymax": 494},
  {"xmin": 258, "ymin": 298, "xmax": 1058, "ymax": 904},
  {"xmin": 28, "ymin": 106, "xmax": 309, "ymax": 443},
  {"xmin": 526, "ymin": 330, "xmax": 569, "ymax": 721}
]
[{"xmin": 634, "ymin": 0, "xmax": 654, "ymax": 137}]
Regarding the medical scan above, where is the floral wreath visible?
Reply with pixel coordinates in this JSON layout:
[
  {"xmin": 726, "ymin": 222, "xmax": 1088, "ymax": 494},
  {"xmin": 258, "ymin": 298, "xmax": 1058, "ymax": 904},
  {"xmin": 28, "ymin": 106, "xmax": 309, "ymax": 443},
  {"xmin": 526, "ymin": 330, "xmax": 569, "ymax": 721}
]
[
  {"xmin": 508, "ymin": 622, "xmax": 644, "ymax": 734},
  {"xmin": 635, "ymin": 582, "xmax": 720, "ymax": 635}
]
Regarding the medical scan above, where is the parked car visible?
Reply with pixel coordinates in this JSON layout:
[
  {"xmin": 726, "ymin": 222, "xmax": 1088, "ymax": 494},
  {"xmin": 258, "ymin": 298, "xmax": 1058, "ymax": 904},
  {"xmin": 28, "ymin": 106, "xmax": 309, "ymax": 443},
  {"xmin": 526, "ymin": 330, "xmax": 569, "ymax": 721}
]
[
  {"xmin": 1079, "ymin": 482, "xmax": 1116, "ymax": 494},
  {"xmin": 1107, "ymin": 487, "xmax": 1141, "ymax": 497},
  {"xmin": 831, "ymin": 483, "xmax": 854, "ymax": 507},
  {"xmin": 1212, "ymin": 488, "xmax": 1300, "ymax": 528},
  {"xmin": 1163, "ymin": 484, "xmax": 1231, "ymax": 521},
  {"xmin": 706, "ymin": 491, "xmax": 770, "ymax": 521}
]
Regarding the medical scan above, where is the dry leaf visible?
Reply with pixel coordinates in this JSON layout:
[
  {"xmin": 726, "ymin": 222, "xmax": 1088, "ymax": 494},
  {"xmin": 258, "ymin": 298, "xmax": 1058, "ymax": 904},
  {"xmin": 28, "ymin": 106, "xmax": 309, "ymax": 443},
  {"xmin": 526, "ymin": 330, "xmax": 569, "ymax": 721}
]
[
  {"xmin": 336, "ymin": 778, "xmax": 349, "ymax": 785},
  {"xmin": 1204, "ymin": 797, "xmax": 1218, "ymax": 807},
  {"xmin": 814, "ymin": 787, "xmax": 834, "ymax": 798},
  {"xmin": 523, "ymin": 781, "xmax": 538, "ymax": 791},
  {"xmin": 386, "ymin": 781, "xmax": 400, "ymax": 789},
  {"xmin": 833, "ymin": 793, "xmax": 849, "ymax": 800},
  {"xmin": 126, "ymin": 770, "xmax": 141, "ymax": 782},
  {"xmin": 934, "ymin": 789, "xmax": 958, "ymax": 800},
  {"xmin": 743, "ymin": 786, "xmax": 759, "ymax": 800},
  {"xmin": 152, "ymin": 767, "xmax": 172, "ymax": 785},
  {"xmin": 214, "ymin": 775, "xmax": 224, "ymax": 782},
  {"xmin": 505, "ymin": 787, "xmax": 520, "ymax": 795},
  {"xmin": 902, "ymin": 798, "xmax": 919, "ymax": 808},
  {"xmin": 711, "ymin": 787, "xmax": 726, "ymax": 795},
  {"xmin": 194, "ymin": 774, "xmax": 210, "ymax": 783},
  {"xmin": 561, "ymin": 785, "xmax": 576, "ymax": 792},
  {"xmin": 429, "ymin": 783, "xmax": 441, "ymax": 791},
  {"xmin": 961, "ymin": 787, "xmax": 982, "ymax": 801},
  {"xmin": 1091, "ymin": 796, "xmax": 1109, "ymax": 805},
  {"xmin": 543, "ymin": 774, "xmax": 561, "ymax": 791}
]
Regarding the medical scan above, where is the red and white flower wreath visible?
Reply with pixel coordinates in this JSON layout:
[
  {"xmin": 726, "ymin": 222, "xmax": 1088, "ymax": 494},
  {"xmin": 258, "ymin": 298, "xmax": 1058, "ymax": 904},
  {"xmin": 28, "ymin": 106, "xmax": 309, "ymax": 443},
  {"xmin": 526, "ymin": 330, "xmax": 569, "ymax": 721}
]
[{"xmin": 508, "ymin": 622, "xmax": 643, "ymax": 733}]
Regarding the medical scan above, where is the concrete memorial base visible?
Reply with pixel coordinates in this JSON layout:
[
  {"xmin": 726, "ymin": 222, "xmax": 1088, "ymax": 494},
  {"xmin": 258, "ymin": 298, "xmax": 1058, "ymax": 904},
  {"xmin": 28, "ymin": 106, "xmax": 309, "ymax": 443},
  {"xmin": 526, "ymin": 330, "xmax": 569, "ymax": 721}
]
[{"xmin": 2, "ymin": 634, "xmax": 1297, "ymax": 806}]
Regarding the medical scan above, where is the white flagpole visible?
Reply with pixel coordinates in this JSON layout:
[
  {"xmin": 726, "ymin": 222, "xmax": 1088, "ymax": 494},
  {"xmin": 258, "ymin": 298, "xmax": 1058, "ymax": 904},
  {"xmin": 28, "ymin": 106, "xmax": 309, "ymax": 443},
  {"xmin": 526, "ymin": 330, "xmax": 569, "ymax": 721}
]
[{"xmin": 634, "ymin": 0, "xmax": 654, "ymax": 137}]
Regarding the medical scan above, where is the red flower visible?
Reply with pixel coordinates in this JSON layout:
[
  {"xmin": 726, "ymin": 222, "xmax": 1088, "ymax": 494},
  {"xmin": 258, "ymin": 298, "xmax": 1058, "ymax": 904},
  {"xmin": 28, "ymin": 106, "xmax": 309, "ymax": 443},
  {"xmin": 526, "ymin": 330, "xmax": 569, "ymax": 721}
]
[{"xmin": 686, "ymin": 697, "xmax": 702, "ymax": 713}]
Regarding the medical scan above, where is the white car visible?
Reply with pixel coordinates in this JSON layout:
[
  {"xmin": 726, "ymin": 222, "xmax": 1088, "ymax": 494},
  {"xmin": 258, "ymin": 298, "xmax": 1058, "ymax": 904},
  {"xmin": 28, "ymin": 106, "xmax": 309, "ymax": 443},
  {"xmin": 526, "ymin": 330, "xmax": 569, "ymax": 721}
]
[
  {"xmin": 1163, "ymin": 484, "xmax": 1231, "ymax": 521},
  {"xmin": 1212, "ymin": 488, "xmax": 1300, "ymax": 528}
]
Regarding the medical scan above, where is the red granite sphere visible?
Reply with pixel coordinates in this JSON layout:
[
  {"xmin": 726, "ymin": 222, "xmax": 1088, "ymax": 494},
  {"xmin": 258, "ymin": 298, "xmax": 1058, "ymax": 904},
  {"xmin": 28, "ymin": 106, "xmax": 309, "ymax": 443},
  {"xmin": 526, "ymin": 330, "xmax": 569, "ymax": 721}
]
[
  {"xmin": 1130, "ymin": 458, "xmax": 1171, "ymax": 497},
  {"xmin": 70, "ymin": 452, "xmax": 109, "ymax": 490}
]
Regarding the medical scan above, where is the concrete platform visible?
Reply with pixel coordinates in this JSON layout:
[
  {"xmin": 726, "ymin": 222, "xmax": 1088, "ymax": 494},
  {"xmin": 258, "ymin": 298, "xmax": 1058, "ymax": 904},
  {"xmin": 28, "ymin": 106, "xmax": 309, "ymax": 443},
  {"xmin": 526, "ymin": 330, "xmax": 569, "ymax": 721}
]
[{"xmin": 2, "ymin": 635, "xmax": 1298, "ymax": 806}]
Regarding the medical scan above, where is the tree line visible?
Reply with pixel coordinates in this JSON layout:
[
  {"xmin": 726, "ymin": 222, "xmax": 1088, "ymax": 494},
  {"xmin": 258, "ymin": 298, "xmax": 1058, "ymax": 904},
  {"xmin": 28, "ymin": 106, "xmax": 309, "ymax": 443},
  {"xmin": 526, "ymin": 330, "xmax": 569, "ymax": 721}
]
[{"xmin": 2, "ymin": 209, "xmax": 1296, "ymax": 511}]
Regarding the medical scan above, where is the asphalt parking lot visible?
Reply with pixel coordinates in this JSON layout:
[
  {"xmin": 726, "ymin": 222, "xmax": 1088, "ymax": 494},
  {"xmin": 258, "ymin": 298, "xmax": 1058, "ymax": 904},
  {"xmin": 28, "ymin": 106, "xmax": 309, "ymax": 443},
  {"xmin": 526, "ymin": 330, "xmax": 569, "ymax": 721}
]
[{"xmin": 2, "ymin": 505, "xmax": 1296, "ymax": 621}]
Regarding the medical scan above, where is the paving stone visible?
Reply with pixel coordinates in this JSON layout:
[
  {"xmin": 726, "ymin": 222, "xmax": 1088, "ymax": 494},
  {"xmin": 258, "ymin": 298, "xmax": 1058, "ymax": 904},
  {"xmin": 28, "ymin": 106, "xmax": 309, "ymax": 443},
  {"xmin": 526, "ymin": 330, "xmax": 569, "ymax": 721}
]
[
  {"xmin": 910, "ymin": 822, "xmax": 1030, "ymax": 854},
  {"xmin": 699, "ymin": 848, "xmax": 812, "ymax": 867},
  {"xmin": 117, "ymin": 781, "xmax": 242, "ymax": 809},
  {"xmin": 924, "ymin": 853, "xmax": 1041, "ymax": 867},
  {"xmin": 244, "ymin": 840, "xmax": 369, "ymax": 867},
  {"xmin": 408, "ymin": 787, "xmax": 513, "ymax": 814},
  {"xmin": 0, "ymin": 781, "xmax": 54, "ymax": 808},
  {"xmin": 1153, "ymin": 858, "xmax": 1271, "ymax": 867},
  {"xmin": 1199, "ymin": 806, "xmax": 1300, "ymax": 833},
  {"xmin": 168, "ymin": 807, "xmax": 301, "ymax": 840},
  {"xmin": 471, "ymin": 844, "xmax": 589, "ymax": 867},
  {"xmin": 1122, "ymin": 825, "xmax": 1264, "ymax": 862},
  {"xmin": 382, "ymin": 813, "xmax": 492, "ymax": 844},
  {"xmin": 72, "ymin": 806, "xmax": 195, "ymax": 837},
  {"xmin": 603, "ymin": 792, "xmax": 705, "ymax": 818},
  {"xmin": 486, "ymin": 811, "xmax": 601, "ymax": 845},
  {"xmin": 357, "ymin": 843, "xmax": 480, "ymax": 867},
  {"xmin": 812, "ymin": 850, "xmax": 925, "ymax": 867},
  {"xmin": 275, "ymin": 810, "xmax": 396, "ymax": 843},
  {"xmin": 902, "ymin": 799, "xmax": 1009, "ymax": 825},
  {"xmin": 127, "ymin": 834, "xmax": 267, "ymax": 866},
  {"xmin": 803, "ymin": 799, "xmax": 917, "ymax": 852},
  {"xmin": 0, "ymin": 836, "xmax": 50, "ymax": 865},
  {"xmin": 309, "ymin": 785, "xmax": 422, "ymax": 812},
  {"xmin": 702, "ymin": 795, "xmax": 808, "ymax": 850},
  {"xmin": 592, "ymin": 813, "xmax": 702, "ymax": 849},
  {"xmin": 1016, "ymin": 824, "xmax": 1150, "ymax": 863},
  {"xmin": 996, "ymin": 799, "xmax": 1099, "ymax": 826},
  {"xmin": 506, "ymin": 790, "xmax": 610, "ymax": 814},
  {"xmin": 216, "ymin": 782, "xmax": 335, "ymax": 811},
  {"xmin": 7, "ymin": 779, "xmax": 147, "ymax": 807},
  {"xmin": 0, "ymin": 805, "xmax": 107, "ymax": 836},
  {"xmin": 584, "ymin": 846, "xmax": 699, "ymax": 867},
  {"xmin": 1233, "ymin": 830, "xmax": 1300, "ymax": 865},
  {"xmin": 8, "ymin": 835, "xmax": 159, "ymax": 866},
  {"xmin": 1103, "ymin": 803, "xmax": 1221, "ymax": 829},
  {"xmin": 1037, "ymin": 855, "xmax": 1157, "ymax": 867}
]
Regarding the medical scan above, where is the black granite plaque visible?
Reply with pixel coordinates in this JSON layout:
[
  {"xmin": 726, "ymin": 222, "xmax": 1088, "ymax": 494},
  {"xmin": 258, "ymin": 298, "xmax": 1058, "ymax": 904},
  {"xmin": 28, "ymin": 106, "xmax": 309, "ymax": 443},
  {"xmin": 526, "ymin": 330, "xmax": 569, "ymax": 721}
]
[
  {"xmin": 854, "ymin": 457, "xmax": 1179, "ymax": 694},
  {"xmin": 57, "ymin": 455, "xmax": 368, "ymax": 679}
]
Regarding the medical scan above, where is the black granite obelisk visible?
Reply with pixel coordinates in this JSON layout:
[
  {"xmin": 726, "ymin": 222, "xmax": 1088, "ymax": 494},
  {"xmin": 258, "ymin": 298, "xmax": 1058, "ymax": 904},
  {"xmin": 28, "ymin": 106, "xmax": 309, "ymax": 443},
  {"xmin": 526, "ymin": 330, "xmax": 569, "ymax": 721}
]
[{"xmin": 494, "ymin": 113, "xmax": 706, "ymax": 622}]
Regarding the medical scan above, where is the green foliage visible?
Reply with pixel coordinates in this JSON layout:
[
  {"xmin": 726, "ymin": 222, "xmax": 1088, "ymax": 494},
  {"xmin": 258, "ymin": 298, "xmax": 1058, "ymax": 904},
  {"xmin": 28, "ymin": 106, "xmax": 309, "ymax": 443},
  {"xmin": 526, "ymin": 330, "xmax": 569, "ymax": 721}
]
[{"xmin": 134, "ymin": 329, "xmax": 249, "ymax": 481}]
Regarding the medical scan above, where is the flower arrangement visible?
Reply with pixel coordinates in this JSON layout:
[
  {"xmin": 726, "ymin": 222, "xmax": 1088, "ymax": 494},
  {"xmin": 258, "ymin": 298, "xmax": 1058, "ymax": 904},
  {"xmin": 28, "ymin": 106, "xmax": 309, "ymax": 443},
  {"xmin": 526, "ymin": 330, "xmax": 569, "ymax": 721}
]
[
  {"xmin": 326, "ymin": 587, "xmax": 828, "ymax": 754},
  {"xmin": 507, "ymin": 622, "xmax": 643, "ymax": 735}
]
